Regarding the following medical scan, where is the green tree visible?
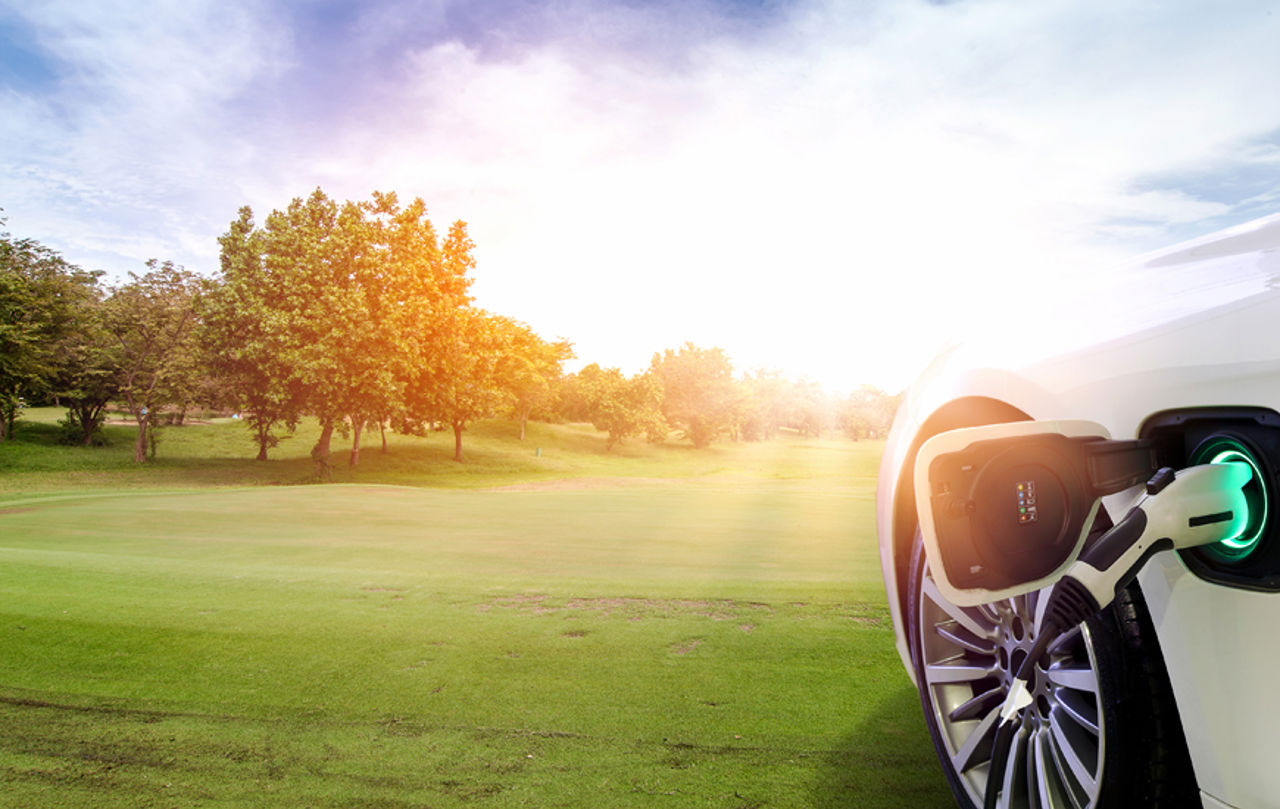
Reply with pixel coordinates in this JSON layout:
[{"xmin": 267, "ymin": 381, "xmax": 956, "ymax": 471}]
[
  {"xmin": 204, "ymin": 206, "xmax": 304, "ymax": 460},
  {"xmin": 0, "ymin": 220, "xmax": 106, "ymax": 440},
  {"xmin": 246, "ymin": 190, "xmax": 388, "ymax": 475},
  {"xmin": 353, "ymin": 194, "xmax": 471, "ymax": 466},
  {"xmin": 48, "ymin": 288, "xmax": 119, "ymax": 446},
  {"xmin": 104, "ymin": 260, "xmax": 203, "ymax": 462},
  {"xmin": 649, "ymin": 343, "xmax": 737, "ymax": 448},
  {"xmin": 498, "ymin": 320, "xmax": 573, "ymax": 441},
  {"xmin": 577, "ymin": 363, "xmax": 667, "ymax": 450},
  {"xmin": 419, "ymin": 307, "xmax": 511, "ymax": 462}
]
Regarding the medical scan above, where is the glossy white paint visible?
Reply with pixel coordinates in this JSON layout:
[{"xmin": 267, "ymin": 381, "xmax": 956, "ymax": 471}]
[
  {"xmin": 877, "ymin": 212, "xmax": 1280, "ymax": 808},
  {"xmin": 1201, "ymin": 791, "xmax": 1242, "ymax": 809}
]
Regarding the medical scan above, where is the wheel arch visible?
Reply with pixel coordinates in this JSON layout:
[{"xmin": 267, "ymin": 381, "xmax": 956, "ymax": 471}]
[{"xmin": 889, "ymin": 396, "xmax": 1031, "ymax": 627}]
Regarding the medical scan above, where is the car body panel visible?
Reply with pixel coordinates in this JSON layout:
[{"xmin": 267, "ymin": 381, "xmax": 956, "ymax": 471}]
[{"xmin": 877, "ymin": 212, "xmax": 1280, "ymax": 808}]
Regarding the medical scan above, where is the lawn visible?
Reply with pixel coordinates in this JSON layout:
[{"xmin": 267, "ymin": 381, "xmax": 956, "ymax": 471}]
[{"xmin": 0, "ymin": 411, "xmax": 953, "ymax": 808}]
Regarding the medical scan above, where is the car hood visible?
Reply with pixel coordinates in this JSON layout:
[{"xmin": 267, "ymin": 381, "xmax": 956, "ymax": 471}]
[{"xmin": 906, "ymin": 213, "xmax": 1280, "ymax": 436}]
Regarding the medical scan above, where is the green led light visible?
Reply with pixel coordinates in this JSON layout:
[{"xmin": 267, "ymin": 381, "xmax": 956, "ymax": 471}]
[{"xmin": 1192, "ymin": 438, "xmax": 1269, "ymax": 561}]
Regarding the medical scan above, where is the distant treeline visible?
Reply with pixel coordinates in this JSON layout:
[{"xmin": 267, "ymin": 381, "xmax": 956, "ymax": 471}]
[{"xmin": 1, "ymin": 191, "xmax": 899, "ymax": 474}]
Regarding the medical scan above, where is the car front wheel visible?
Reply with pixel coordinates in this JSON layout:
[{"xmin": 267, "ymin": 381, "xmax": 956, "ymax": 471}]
[{"xmin": 906, "ymin": 531, "xmax": 1200, "ymax": 809}]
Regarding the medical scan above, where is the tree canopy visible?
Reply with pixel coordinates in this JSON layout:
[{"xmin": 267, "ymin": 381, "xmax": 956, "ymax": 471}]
[{"xmin": 2, "ymin": 198, "xmax": 900, "ymax": 466}]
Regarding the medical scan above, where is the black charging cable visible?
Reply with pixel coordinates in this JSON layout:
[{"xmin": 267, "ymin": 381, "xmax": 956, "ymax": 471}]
[{"xmin": 982, "ymin": 580, "xmax": 1100, "ymax": 809}]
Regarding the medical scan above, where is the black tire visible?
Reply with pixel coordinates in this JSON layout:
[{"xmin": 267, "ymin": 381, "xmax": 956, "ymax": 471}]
[{"xmin": 906, "ymin": 530, "xmax": 1200, "ymax": 808}]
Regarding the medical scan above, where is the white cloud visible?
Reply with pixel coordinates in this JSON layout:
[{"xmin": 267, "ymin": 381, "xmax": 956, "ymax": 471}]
[{"xmin": 5, "ymin": 0, "xmax": 1280, "ymax": 390}]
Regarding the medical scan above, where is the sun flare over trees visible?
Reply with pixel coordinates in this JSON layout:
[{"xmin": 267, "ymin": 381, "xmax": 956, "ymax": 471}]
[{"xmin": 1, "ymin": 193, "xmax": 900, "ymax": 471}]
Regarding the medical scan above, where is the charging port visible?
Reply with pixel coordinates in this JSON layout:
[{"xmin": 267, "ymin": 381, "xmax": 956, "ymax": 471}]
[
  {"xmin": 1141, "ymin": 408, "xmax": 1280, "ymax": 591},
  {"xmin": 1191, "ymin": 435, "xmax": 1269, "ymax": 562}
]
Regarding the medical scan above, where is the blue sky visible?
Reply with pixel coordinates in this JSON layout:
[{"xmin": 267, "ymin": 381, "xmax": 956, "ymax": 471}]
[{"xmin": 4, "ymin": 0, "xmax": 1280, "ymax": 391}]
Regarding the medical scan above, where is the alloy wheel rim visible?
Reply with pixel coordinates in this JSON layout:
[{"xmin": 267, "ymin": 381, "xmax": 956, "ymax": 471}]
[{"xmin": 918, "ymin": 561, "xmax": 1106, "ymax": 809}]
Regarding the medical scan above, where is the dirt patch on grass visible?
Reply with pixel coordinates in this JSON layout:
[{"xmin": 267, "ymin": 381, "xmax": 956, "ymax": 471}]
[
  {"xmin": 670, "ymin": 638, "xmax": 704, "ymax": 656},
  {"xmin": 482, "ymin": 477, "xmax": 674, "ymax": 492},
  {"xmin": 0, "ymin": 507, "xmax": 36, "ymax": 515},
  {"xmin": 477, "ymin": 595, "xmax": 774, "ymax": 621}
]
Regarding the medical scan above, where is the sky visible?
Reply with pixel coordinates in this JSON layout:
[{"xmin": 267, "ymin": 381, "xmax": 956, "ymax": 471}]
[{"xmin": 3, "ymin": 0, "xmax": 1280, "ymax": 393}]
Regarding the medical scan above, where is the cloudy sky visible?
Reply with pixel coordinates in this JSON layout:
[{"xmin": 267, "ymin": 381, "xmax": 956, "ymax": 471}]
[{"xmin": 3, "ymin": 0, "xmax": 1280, "ymax": 392}]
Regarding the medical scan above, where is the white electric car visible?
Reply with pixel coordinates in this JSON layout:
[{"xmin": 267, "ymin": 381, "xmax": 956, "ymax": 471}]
[{"xmin": 877, "ymin": 212, "xmax": 1280, "ymax": 809}]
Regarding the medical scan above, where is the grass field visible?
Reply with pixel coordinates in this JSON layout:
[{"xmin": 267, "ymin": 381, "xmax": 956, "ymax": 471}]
[{"xmin": 0, "ymin": 409, "xmax": 953, "ymax": 808}]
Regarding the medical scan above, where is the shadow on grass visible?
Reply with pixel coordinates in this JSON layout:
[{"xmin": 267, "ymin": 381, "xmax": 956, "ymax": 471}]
[{"xmin": 811, "ymin": 682, "xmax": 957, "ymax": 809}]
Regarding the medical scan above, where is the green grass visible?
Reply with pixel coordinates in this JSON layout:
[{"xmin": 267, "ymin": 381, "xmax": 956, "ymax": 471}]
[
  {"xmin": 1, "ymin": 408, "xmax": 873, "ymax": 496},
  {"xmin": 0, "ymin": 410, "xmax": 953, "ymax": 808}
]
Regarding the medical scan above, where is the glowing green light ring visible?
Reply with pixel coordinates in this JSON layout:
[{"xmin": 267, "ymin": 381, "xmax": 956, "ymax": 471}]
[{"xmin": 1196, "ymin": 441, "xmax": 1269, "ymax": 559}]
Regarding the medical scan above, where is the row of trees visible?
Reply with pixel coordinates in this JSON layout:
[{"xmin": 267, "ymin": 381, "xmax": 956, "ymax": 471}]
[
  {"xmin": 206, "ymin": 189, "xmax": 574, "ymax": 474},
  {"xmin": 2, "ymin": 194, "xmax": 898, "ymax": 471},
  {"xmin": 1, "ymin": 213, "xmax": 207, "ymax": 461},
  {"xmin": 558, "ymin": 346, "xmax": 898, "ymax": 450}
]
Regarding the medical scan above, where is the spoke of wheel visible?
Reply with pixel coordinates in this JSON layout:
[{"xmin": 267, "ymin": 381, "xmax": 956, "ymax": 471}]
[
  {"xmin": 951, "ymin": 704, "xmax": 1000, "ymax": 774},
  {"xmin": 923, "ymin": 577, "xmax": 995, "ymax": 640},
  {"xmin": 926, "ymin": 661, "xmax": 992, "ymax": 684},
  {"xmin": 1048, "ymin": 710, "xmax": 1096, "ymax": 800},
  {"xmin": 997, "ymin": 724, "xmax": 1027, "ymax": 809},
  {"xmin": 1043, "ymin": 664, "xmax": 1099, "ymax": 694},
  {"xmin": 1033, "ymin": 586, "xmax": 1051, "ymax": 632},
  {"xmin": 936, "ymin": 623, "xmax": 997, "ymax": 656},
  {"xmin": 949, "ymin": 685, "xmax": 1004, "ymax": 723},
  {"xmin": 1030, "ymin": 729, "xmax": 1058, "ymax": 809},
  {"xmin": 1012, "ymin": 594, "xmax": 1032, "ymax": 628},
  {"xmin": 1054, "ymin": 689, "xmax": 1100, "ymax": 736},
  {"xmin": 1047, "ymin": 623, "xmax": 1082, "ymax": 657}
]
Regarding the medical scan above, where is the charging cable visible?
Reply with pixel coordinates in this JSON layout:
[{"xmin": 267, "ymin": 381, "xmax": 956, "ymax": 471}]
[{"xmin": 982, "ymin": 462, "xmax": 1252, "ymax": 809}]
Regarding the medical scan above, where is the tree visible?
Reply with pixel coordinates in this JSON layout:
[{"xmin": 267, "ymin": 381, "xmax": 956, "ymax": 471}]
[
  {"xmin": 104, "ymin": 260, "xmax": 203, "ymax": 462},
  {"xmin": 737, "ymin": 369, "xmax": 793, "ymax": 441},
  {"xmin": 414, "ymin": 307, "xmax": 511, "ymax": 462},
  {"xmin": 839, "ymin": 385, "xmax": 901, "ymax": 439},
  {"xmin": 222, "ymin": 190, "xmax": 387, "ymax": 475},
  {"xmin": 649, "ymin": 343, "xmax": 737, "ymax": 448},
  {"xmin": 790, "ymin": 377, "xmax": 834, "ymax": 438},
  {"xmin": 0, "ymin": 220, "xmax": 106, "ymax": 440},
  {"xmin": 204, "ymin": 207, "xmax": 304, "ymax": 460},
  {"xmin": 576, "ymin": 363, "xmax": 667, "ymax": 450},
  {"xmin": 497, "ymin": 320, "xmax": 573, "ymax": 441},
  {"xmin": 48, "ymin": 289, "xmax": 119, "ymax": 446},
  {"xmin": 353, "ymin": 194, "xmax": 471, "ymax": 466},
  {"xmin": 553, "ymin": 370, "xmax": 594, "ymax": 423},
  {"xmin": 213, "ymin": 191, "xmax": 476, "ymax": 475}
]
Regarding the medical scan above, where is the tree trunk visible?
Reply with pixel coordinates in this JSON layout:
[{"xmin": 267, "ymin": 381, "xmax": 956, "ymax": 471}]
[
  {"xmin": 74, "ymin": 403, "xmax": 101, "ymax": 446},
  {"xmin": 255, "ymin": 422, "xmax": 270, "ymax": 461},
  {"xmin": 518, "ymin": 406, "xmax": 529, "ymax": 441},
  {"xmin": 134, "ymin": 412, "xmax": 149, "ymax": 462},
  {"xmin": 350, "ymin": 419, "xmax": 363, "ymax": 467},
  {"xmin": 380, "ymin": 421, "xmax": 388, "ymax": 453},
  {"xmin": 453, "ymin": 420, "xmax": 464, "ymax": 462},
  {"xmin": 312, "ymin": 419, "xmax": 335, "ymax": 480}
]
